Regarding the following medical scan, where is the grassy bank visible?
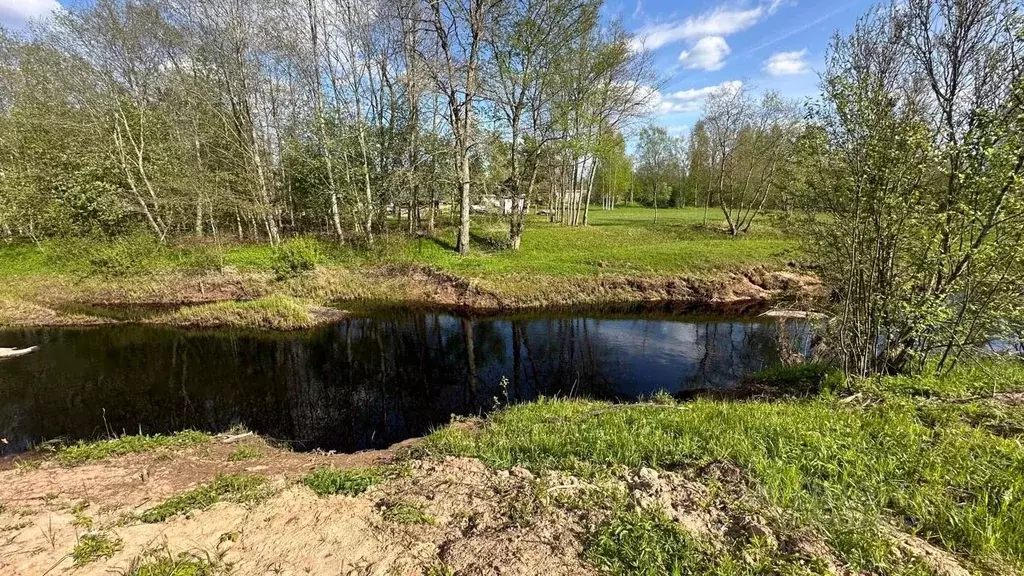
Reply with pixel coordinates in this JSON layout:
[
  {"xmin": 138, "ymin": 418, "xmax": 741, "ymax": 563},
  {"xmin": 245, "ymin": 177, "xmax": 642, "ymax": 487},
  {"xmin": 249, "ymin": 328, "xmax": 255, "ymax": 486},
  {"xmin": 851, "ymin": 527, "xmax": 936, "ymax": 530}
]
[
  {"xmin": 429, "ymin": 361, "xmax": 1024, "ymax": 575},
  {"xmin": 3, "ymin": 361, "xmax": 1021, "ymax": 575},
  {"xmin": 0, "ymin": 209, "xmax": 808, "ymax": 328}
]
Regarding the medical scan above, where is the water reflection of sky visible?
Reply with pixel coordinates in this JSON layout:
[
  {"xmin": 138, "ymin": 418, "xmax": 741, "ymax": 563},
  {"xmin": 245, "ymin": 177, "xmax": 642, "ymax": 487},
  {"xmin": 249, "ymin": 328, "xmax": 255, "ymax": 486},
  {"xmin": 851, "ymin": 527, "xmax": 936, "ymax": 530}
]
[{"xmin": 0, "ymin": 312, "xmax": 805, "ymax": 454}]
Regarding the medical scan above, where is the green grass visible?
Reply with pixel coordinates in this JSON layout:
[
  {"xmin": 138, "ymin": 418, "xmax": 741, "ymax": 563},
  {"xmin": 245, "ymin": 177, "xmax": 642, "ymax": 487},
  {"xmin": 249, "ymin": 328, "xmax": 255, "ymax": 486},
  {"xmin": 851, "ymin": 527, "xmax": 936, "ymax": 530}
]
[
  {"xmin": 586, "ymin": 508, "xmax": 828, "ymax": 576},
  {"xmin": 72, "ymin": 532, "xmax": 123, "ymax": 566},
  {"xmin": 428, "ymin": 361, "xmax": 1024, "ymax": 575},
  {"xmin": 227, "ymin": 446, "xmax": 262, "ymax": 462},
  {"xmin": 120, "ymin": 549, "xmax": 221, "ymax": 576},
  {"xmin": 54, "ymin": 431, "xmax": 211, "ymax": 465},
  {"xmin": 377, "ymin": 498, "xmax": 436, "ymax": 525},
  {"xmin": 0, "ymin": 208, "xmax": 794, "ymax": 281},
  {"xmin": 153, "ymin": 296, "xmax": 317, "ymax": 330},
  {"xmin": 302, "ymin": 466, "xmax": 384, "ymax": 497},
  {"xmin": 139, "ymin": 474, "xmax": 270, "ymax": 523}
]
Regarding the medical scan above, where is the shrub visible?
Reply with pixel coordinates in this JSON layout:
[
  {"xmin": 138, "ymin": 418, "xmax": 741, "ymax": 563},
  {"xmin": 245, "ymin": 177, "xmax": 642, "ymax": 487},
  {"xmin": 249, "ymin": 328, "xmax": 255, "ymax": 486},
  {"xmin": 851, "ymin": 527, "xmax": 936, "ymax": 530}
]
[
  {"xmin": 272, "ymin": 238, "xmax": 320, "ymax": 280},
  {"xmin": 84, "ymin": 236, "xmax": 161, "ymax": 278}
]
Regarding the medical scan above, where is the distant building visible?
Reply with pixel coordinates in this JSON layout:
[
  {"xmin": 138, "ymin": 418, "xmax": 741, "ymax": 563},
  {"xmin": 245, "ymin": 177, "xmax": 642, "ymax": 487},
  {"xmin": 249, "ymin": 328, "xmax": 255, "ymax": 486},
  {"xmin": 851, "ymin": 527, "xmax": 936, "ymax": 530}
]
[{"xmin": 474, "ymin": 196, "xmax": 529, "ymax": 215}]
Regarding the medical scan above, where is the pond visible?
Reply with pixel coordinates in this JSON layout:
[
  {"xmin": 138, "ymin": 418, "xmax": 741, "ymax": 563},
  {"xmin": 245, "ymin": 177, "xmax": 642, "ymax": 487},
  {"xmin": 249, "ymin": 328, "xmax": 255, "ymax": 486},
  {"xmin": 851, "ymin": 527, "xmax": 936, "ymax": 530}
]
[{"xmin": 0, "ymin": 310, "xmax": 808, "ymax": 455}]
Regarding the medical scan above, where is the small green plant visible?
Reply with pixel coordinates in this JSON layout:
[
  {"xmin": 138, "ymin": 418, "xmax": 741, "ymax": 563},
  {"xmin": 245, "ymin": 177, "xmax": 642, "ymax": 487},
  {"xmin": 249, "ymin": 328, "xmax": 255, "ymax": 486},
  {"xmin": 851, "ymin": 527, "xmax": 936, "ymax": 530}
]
[
  {"xmin": 13, "ymin": 457, "xmax": 42, "ymax": 471},
  {"xmin": 302, "ymin": 466, "xmax": 382, "ymax": 497},
  {"xmin": 271, "ymin": 237, "xmax": 320, "ymax": 280},
  {"xmin": 71, "ymin": 501, "xmax": 93, "ymax": 529},
  {"xmin": 377, "ymin": 499, "xmax": 435, "ymax": 525},
  {"xmin": 73, "ymin": 532, "xmax": 123, "ymax": 566},
  {"xmin": 140, "ymin": 474, "xmax": 270, "ymax": 523},
  {"xmin": 647, "ymin": 390, "xmax": 677, "ymax": 405},
  {"xmin": 118, "ymin": 548, "xmax": 221, "ymax": 576},
  {"xmin": 227, "ymin": 446, "xmax": 261, "ymax": 462}
]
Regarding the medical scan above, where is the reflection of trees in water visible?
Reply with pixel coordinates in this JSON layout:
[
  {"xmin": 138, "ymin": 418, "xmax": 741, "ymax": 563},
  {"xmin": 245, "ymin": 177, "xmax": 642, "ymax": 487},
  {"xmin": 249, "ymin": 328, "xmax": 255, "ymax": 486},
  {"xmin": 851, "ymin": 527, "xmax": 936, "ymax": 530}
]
[{"xmin": 0, "ymin": 314, "xmax": 798, "ymax": 455}]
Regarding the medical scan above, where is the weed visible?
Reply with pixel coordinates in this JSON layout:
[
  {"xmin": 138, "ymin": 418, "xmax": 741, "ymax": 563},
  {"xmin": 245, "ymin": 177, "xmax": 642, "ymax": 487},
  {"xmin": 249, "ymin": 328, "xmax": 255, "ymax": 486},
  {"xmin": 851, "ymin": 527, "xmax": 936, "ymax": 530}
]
[
  {"xmin": 55, "ymin": 431, "xmax": 211, "ymax": 465},
  {"xmin": 302, "ymin": 466, "xmax": 382, "ymax": 497},
  {"xmin": 73, "ymin": 532, "xmax": 123, "ymax": 566},
  {"xmin": 140, "ymin": 474, "xmax": 270, "ymax": 523},
  {"xmin": 117, "ymin": 548, "xmax": 221, "ymax": 576},
  {"xmin": 13, "ymin": 457, "xmax": 42, "ymax": 471},
  {"xmin": 377, "ymin": 499, "xmax": 435, "ymax": 525},
  {"xmin": 71, "ymin": 501, "xmax": 93, "ymax": 528},
  {"xmin": 227, "ymin": 446, "xmax": 261, "ymax": 462}
]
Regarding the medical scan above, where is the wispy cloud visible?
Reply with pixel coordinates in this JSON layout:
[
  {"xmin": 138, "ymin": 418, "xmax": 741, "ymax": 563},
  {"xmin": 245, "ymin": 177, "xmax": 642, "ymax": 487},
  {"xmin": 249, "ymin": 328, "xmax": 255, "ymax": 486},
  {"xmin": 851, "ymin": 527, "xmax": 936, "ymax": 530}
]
[
  {"xmin": 763, "ymin": 49, "xmax": 810, "ymax": 75},
  {"xmin": 679, "ymin": 36, "xmax": 731, "ymax": 71},
  {"xmin": 0, "ymin": 0, "xmax": 60, "ymax": 29},
  {"xmin": 747, "ymin": 3, "xmax": 854, "ymax": 54},
  {"xmin": 630, "ymin": 1, "xmax": 784, "ymax": 52},
  {"xmin": 648, "ymin": 80, "xmax": 744, "ymax": 115}
]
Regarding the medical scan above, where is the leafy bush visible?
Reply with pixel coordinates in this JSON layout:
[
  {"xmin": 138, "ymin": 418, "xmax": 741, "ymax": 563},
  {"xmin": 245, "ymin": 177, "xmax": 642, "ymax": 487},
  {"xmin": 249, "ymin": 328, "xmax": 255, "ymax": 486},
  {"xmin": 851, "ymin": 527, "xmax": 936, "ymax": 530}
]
[
  {"xmin": 81, "ymin": 235, "xmax": 162, "ymax": 278},
  {"xmin": 272, "ymin": 238, "xmax": 320, "ymax": 280}
]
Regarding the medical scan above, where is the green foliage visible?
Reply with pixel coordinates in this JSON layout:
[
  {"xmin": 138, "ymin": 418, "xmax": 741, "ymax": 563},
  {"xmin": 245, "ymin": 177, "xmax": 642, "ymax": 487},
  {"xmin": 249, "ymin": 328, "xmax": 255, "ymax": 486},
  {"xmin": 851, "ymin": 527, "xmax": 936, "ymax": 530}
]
[
  {"xmin": 587, "ymin": 509, "xmax": 699, "ymax": 576},
  {"xmin": 139, "ymin": 474, "xmax": 270, "ymax": 523},
  {"xmin": 746, "ymin": 363, "xmax": 839, "ymax": 397},
  {"xmin": 429, "ymin": 361, "xmax": 1024, "ymax": 573},
  {"xmin": 302, "ymin": 466, "xmax": 382, "ymax": 497},
  {"xmin": 55, "ymin": 431, "xmax": 211, "ymax": 465},
  {"xmin": 119, "ymin": 549, "xmax": 221, "ymax": 576},
  {"xmin": 797, "ymin": 3, "xmax": 1024, "ymax": 375},
  {"xmin": 588, "ymin": 509, "xmax": 832, "ymax": 576},
  {"xmin": 155, "ymin": 296, "xmax": 316, "ymax": 330},
  {"xmin": 377, "ymin": 498, "xmax": 435, "ymax": 525},
  {"xmin": 73, "ymin": 532, "xmax": 123, "ymax": 566},
  {"xmin": 227, "ymin": 446, "xmax": 262, "ymax": 462},
  {"xmin": 272, "ymin": 238, "xmax": 321, "ymax": 280}
]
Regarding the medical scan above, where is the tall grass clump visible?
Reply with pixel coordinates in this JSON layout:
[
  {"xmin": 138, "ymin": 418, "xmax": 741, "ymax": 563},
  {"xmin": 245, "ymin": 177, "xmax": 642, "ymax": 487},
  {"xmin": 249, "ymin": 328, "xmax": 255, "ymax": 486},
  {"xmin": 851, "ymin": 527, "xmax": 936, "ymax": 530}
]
[{"xmin": 55, "ymin": 431, "xmax": 211, "ymax": 465}]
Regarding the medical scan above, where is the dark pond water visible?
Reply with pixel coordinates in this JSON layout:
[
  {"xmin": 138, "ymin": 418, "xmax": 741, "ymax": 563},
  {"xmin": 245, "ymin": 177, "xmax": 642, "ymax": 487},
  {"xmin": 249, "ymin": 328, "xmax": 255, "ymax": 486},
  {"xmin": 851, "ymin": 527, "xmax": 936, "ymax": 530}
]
[{"xmin": 0, "ymin": 310, "xmax": 807, "ymax": 455}]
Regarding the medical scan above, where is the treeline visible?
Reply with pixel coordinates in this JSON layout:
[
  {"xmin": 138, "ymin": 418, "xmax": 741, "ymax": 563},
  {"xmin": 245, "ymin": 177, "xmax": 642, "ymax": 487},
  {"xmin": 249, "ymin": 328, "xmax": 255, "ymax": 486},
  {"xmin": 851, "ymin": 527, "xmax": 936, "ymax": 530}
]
[
  {"xmin": 0, "ymin": 0, "xmax": 652, "ymax": 253},
  {"xmin": 629, "ymin": 89, "xmax": 803, "ymax": 236}
]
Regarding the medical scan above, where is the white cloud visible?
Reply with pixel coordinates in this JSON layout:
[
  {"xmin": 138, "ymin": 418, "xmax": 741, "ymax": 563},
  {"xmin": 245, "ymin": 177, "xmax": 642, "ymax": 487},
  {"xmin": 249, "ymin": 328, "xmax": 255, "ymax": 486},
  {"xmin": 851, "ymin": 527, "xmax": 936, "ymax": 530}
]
[
  {"xmin": 763, "ymin": 49, "xmax": 810, "ymax": 75},
  {"xmin": 630, "ymin": 1, "xmax": 783, "ymax": 52},
  {"xmin": 678, "ymin": 36, "xmax": 730, "ymax": 71},
  {"xmin": 0, "ymin": 0, "xmax": 60, "ymax": 28},
  {"xmin": 647, "ymin": 80, "xmax": 744, "ymax": 115}
]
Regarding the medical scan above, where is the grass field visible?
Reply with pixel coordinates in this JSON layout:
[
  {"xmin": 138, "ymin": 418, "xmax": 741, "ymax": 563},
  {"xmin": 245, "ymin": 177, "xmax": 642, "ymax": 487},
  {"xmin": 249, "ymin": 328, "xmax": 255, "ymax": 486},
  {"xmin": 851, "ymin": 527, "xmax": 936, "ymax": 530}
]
[
  {"xmin": 0, "ymin": 208, "xmax": 803, "ymax": 327},
  {"xmin": 0, "ymin": 208, "xmax": 796, "ymax": 281}
]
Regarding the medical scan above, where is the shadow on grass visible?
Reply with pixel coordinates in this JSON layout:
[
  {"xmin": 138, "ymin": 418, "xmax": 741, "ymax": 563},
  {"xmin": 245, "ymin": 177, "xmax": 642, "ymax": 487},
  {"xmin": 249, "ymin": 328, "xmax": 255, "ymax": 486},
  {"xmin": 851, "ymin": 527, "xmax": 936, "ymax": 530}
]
[{"xmin": 469, "ymin": 232, "xmax": 508, "ymax": 252}]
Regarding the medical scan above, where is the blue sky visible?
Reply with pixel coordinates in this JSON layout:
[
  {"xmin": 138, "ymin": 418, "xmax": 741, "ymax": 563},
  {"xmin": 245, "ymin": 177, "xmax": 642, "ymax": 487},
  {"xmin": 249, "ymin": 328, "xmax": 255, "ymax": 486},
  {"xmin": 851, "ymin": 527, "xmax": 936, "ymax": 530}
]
[
  {"xmin": 2, "ymin": 0, "xmax": 875, "ymax": 135},
  {"xmin": 611, "ymin": 0, "xmax": 875, "ymax": 134}
]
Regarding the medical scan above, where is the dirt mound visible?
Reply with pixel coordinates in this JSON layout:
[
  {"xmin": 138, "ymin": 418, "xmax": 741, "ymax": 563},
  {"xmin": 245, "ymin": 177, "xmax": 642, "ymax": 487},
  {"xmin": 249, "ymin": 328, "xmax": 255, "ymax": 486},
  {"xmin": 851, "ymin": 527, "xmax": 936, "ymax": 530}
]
[{"xmin": 1, "ymin": 438, "xmax": 872, "ymax": 576}]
